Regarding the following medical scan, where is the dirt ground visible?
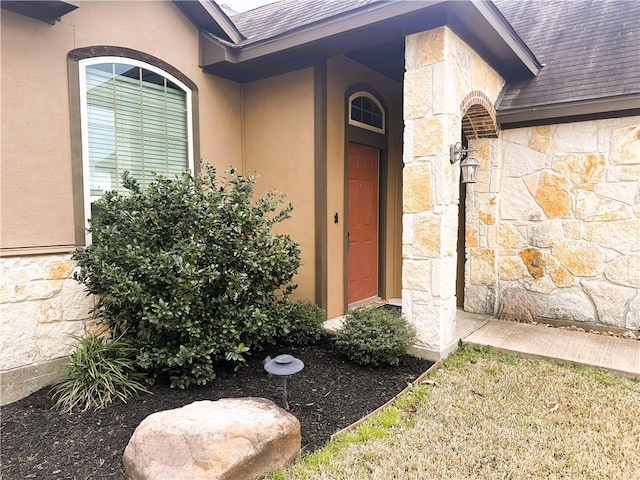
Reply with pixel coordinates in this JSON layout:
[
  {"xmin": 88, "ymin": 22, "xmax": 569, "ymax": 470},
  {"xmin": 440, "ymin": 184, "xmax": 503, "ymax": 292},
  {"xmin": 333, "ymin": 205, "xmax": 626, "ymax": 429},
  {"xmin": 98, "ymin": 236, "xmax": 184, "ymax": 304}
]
[{"xmin": 1, "ymin": 338, "xmax": 432, "ymax": 480}]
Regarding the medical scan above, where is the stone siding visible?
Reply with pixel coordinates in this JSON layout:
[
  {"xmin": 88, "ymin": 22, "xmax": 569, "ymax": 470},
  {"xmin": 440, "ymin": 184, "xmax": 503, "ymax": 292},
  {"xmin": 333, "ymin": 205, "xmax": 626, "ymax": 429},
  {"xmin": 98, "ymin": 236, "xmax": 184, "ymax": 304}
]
[
  {"xmin": 403, "ymin": 26, "xmax": 505, "ymax": 356},
  {"xmin": 1, "ymin": 253, "xmax": 95, "ymax": 404},
  {"xmin": 465, "ymin": 117, "xmax": 640, "ymax": 330}
]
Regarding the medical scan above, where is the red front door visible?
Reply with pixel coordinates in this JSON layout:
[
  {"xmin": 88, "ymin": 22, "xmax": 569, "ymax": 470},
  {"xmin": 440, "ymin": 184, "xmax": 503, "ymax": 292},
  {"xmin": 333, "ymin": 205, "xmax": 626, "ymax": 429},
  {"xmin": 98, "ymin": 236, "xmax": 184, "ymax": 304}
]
[{"xmin": 347, "ymin": 143, "xmax": 379, "ymax": 305}]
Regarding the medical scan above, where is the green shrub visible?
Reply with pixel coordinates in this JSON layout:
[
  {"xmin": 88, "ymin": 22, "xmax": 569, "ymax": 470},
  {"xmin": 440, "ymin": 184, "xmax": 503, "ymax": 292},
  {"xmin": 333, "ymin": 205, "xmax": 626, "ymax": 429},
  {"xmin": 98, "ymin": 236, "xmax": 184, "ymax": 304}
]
[
  {"xmin": 279, "ymin": 300, "xmax": 325, "ymax": 346},
  {"xmin": 50, "ymin": 334, "xmax": 150, "ymax": 412},
  {"xmin": 73, "ymin": 166, "xmax": 301, "ymax": 388},
  {"xmin": 335, "ymin": 307, "xmax": 416, "ymax": 366}
]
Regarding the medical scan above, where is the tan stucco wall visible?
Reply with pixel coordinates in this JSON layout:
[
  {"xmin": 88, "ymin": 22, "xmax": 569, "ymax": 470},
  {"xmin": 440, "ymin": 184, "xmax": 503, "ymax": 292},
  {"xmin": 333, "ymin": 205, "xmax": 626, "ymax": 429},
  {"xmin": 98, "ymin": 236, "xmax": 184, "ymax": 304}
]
[
  {"xmin": 326, "ymin": 56, "xmax": 403, "ymax": 318},
  {"xmin": 0, "ymin": 2, "xmax": 243, "ymax": 403},
  {"xmin": 465, "ymin": 117, "xmax": 640, "ymax": 330},
  {"xmin": 1, "ymin": 2, "xmax": 242, "ymax": 250},
  {"xmin": 242, "ymin": 68, "xmax": 316, "ymax": 302}
]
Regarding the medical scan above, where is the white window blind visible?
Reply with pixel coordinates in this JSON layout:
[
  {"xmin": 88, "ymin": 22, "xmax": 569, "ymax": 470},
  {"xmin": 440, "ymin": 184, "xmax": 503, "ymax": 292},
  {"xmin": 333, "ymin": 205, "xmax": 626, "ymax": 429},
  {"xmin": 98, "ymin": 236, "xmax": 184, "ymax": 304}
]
[{"xmin": 85, "ymin": 62, "xmax": 189, "ymax": 198}]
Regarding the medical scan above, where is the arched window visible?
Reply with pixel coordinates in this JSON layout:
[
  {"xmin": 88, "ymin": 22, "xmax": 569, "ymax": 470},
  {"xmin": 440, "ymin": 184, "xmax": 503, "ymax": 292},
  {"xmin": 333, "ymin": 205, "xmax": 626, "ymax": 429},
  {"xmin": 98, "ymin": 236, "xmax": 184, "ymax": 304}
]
[
  {"xmin": 348, "ymin": 91, "xmax": 385, "ymax": 134},
  {"xmin": 78, "ymin": 56, "xmax": 194, "ymax": 240}
]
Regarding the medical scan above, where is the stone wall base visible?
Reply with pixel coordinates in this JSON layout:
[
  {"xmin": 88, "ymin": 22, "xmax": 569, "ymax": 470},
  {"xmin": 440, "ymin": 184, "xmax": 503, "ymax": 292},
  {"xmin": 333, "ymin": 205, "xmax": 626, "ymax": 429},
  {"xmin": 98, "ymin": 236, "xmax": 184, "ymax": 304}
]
[
  {"xmin": 1, "ymin": 357, "xmax": 66, "ymax": 406},
  {"xmin": 408, "ymin": 340, "xmax": 459, "ymax": 362}
]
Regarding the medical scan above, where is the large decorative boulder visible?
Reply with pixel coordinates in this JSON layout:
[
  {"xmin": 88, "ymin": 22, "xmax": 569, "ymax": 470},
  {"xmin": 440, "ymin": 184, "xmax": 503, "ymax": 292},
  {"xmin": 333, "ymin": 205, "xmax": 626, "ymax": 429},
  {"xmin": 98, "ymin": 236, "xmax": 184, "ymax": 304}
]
[{"xmin": 123, "ymin": 398, "xmax": 301, "ymax": 480}]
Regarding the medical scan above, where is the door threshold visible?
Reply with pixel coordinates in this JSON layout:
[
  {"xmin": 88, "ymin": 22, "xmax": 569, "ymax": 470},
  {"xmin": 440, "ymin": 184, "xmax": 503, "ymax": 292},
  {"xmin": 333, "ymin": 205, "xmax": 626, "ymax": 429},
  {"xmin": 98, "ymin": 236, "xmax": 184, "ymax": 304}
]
[{"xmin": 347, "ymin": 296, "xmax": 382, "ymax": 310}]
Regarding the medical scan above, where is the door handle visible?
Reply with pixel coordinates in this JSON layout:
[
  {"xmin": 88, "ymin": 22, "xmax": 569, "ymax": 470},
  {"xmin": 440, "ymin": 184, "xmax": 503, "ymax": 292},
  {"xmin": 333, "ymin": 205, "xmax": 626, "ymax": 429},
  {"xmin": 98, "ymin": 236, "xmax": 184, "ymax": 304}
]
[{"xmin": 347, "ymin": 232, "xmax": 350, "ymax": 251}]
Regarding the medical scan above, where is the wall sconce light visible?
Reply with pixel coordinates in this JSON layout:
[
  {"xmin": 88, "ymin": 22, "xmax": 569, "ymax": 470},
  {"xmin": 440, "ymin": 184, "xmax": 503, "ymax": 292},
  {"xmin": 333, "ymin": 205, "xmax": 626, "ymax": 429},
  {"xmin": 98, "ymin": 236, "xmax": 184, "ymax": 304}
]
[{"xmin": 450, "ymin": 142, "xmax": 480, "ymax": 184}]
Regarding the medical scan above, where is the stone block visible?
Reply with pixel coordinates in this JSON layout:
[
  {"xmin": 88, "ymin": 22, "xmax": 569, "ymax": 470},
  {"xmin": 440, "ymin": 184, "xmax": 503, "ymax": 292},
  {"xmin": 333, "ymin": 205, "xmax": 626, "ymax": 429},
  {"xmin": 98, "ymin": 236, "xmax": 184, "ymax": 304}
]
[
  {"xmin": 497, "ymin": 286, "xmax": 538, "ymax": 322},
  {"xmin": 553, "ymin": 153, "xmax": 605, "ymax": 186},
  {"xmin": 605, "ymin": 254, "xmax": 640, "ymax": 288},
  {"xmin": 433, "ymin": 151, "xmax": 457, "ymax": 205},
  {"xmin": 522, "ymin": 275, "xmax": 555, "ymax": 295},
  {"xmin": 36, "ymin": 320, "xmax": 86, "ymax": 362},
  {"xmin": 551, "ymin": 122, "xmax": 598, "ymax": 153},
  {"xmin": 499, "ymin": 177, "xmax": 545, "ymax": 221},
  {"xmin": 46, "ymin": 261, "xmax": 76, "ymax": 280},
  {"xmin": 582, "ymin": 280, "xmax": 636, "ymax": 328},
  {"xmin": 413, "ymin": 215, "xmax": 441, "ymax": 258},
  {"xmin": 414, "ymin": 116, "xmax": 446, "ymax": 157},
  {"xmin": 528, "ymin": 135, "xmax": 550, "ymax": 154},
  {"xmin": 595, "ymin": 182, "xmax": 638, "ymax": 205},
  {"xmin": 123, "ymin": 398, "xmax": 301, "ymax": 480},
  {"xmin": 584, "ymin": 219, "xmax": 640, "ymax": 254},
  {"xmin": 610, "ymin": 125, "xmax": 640, "ymax": 165},
  {"xmin": 414, "ymin": 27, "xmax": 445, "ymax": 67},
  {"xmin": 607, "ymin": 164, "xmax": 640, "ymax": 182},
  {"xmin": 431, "ymin": 257, "xmax": 457, "ymax": 299},
  {"xmin": 410, "ymin": 302, "xmax": 441, "ymax": 350},
  {"xmin": 404, "ymin": 67, "xmax": 432, "ymax": 119},
  {"xmin": 527, "ymin": 219, "xmax": 564, "ymax": 248},
  {"xmin": 501, "ymin": 128, "xmax": 529, "ymax": 147},
  {"xmin": 402, "ymin": 259, "xmax": 431, "ymax": 291},
  {"xmin": 5, "ymin": 280, "xmax": 64, "ymax": 303},
  {"xmin": 519, "ymin": 248, "xmax": 545, "ymax": 279},
  {"xmin": 465, "ymin": 284, "xmax": 495, "ymax": 315},
  {"xmin": 402, "ymin": 121, "xmax": 415, "ymax": 164},
  {"xmin": 498, "ymin": 256, "xmax": 525, "ymax": 281},
  {"xmin": 498, "ymin": 224, "xmax": 526, "ymax": 248},
  {"xmin": 548, "ymin": 260, "xmax": 576, "ymax": 288},
  {"xmin": 575, "ymin": 189, "xmax": 633, "ymax": 221},
  {"xmin": 534, "ymin": 170, "xmax": 572, "ymax": 219},
  {"xmin": 532, "ymin": 125, "xmax": 552, "ymax": 137},
  {"xmin": 502, "ymin": 143, "xmax": 546, "ymax": 177},
  {"xmin": 562, "ymin": 221, "xmax": 583, "ymax": 240},
  {"xmin": 0, "ymin": 302, "xmax": 39, "ymax": 370},
  {"xmin": 60, "ymin": 280, "xmax": 94, "ymax": 321},
  {"xmin": 536, "ymin": 288, "xmax": 596, "ymax": 323},
  {"xmin": 403, "ymin": 163, "xmax": 432, "ymax": 213},
  {"xmin": 552, "ymin": 240, "xmax": 606, "ymax": 277},
  {"xmin": 38, "ymin": 297, "xmax": 64, "ymax": 323},
  {"xmin": 465, "ymin": 220, "xmax": 479, "ymax": 248},
  {"xmin": 470, "ymin": 248, "xmax": 495, "ymax": 286}
]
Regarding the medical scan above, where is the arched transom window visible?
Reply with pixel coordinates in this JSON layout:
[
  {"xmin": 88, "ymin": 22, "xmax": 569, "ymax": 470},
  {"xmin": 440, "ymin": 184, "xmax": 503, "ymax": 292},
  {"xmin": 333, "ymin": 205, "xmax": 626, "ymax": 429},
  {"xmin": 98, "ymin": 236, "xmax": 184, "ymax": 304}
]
[{"xmin": 348, "ymin": 91, "xmax": 385, "ymax": 134}]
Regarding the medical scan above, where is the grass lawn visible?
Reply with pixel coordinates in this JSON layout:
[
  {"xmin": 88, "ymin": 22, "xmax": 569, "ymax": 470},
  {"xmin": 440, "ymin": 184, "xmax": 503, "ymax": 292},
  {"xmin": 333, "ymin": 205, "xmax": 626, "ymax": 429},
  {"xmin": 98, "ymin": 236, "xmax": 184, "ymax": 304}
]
[{"xmin": 269, "ymin": 345, "xmax": 640, "ymax": 480}]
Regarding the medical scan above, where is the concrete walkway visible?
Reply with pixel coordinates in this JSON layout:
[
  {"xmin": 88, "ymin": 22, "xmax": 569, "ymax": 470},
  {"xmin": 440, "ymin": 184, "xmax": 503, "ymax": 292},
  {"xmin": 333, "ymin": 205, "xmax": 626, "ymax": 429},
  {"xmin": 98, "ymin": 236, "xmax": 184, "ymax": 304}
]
[
  {"xmin": 464, "ymin": 318, "xmax": 640, "ymax": 379},
  {"xmin": 325, "ymin": 307, "xmax": 639, "ymax": 378}
]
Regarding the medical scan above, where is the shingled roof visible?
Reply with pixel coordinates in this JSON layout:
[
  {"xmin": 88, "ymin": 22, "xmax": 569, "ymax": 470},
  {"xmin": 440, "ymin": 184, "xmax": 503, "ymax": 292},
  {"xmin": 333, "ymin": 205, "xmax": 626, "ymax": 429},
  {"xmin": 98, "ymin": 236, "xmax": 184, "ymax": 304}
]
[
  {"xmin": 224, "ymin": 0, "xmax": 638, "ymax": 123},
  {"xmin": 231, "ymin": 0, "xmax": 382, "ymax": 44},
  {"xmin": 494, "ymin": 0, "xmax": 640, "ymax": 116}
]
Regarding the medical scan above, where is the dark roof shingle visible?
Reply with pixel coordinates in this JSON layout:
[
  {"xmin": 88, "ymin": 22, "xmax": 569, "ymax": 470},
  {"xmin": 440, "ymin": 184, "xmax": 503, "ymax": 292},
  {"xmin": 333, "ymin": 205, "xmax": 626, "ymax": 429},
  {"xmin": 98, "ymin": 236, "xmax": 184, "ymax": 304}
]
[
  {"xmin": 231, "ymin": 0, "xmax": 384, "ymax": 43},
  {"xmin": 494, "ymin": 0, "xmax": 640, "ymax": 110}
]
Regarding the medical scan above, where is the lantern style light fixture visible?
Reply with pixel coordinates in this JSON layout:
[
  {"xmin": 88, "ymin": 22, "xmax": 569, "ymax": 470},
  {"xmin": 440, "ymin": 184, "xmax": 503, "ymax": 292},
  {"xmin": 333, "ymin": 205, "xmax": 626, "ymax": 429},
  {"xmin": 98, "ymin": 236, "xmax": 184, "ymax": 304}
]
[{"xmin": 450, "ymin": 142, "xmax": 480, "ymax": 184}]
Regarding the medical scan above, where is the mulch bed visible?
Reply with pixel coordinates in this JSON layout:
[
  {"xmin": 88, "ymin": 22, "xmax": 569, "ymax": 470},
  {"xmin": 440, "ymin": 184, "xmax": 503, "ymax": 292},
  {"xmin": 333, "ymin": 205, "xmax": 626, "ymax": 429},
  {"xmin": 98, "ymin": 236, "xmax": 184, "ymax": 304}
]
[{"xmin": 1, "ymin": 338, "xmax": 432, "ymax": 480}]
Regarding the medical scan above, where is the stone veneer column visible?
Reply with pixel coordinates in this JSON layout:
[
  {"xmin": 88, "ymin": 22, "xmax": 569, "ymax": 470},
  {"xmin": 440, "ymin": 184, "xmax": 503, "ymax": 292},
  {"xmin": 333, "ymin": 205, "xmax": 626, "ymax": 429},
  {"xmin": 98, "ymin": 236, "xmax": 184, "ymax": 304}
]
[{"xmin": 402, "ymin": 27, "xmax": 462, "ymax": 357}]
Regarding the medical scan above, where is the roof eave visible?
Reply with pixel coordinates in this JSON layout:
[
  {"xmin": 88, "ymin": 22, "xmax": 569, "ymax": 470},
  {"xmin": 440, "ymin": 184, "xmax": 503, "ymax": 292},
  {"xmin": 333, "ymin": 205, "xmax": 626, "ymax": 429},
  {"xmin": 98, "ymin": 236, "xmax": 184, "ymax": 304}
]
[
  {"xmin": 497, "ymin": 93, "xmax": 640, "ymax": 128},
  {"xmin": 202, "ymin": 0, "xmax": 540, "ymax": 83},
  {"xmin": 232, "ymin": 0, "xmax": 439, "ymax": 61},
  {"xmin": 174, "ymin": 0, "xmax": 245, "ymax": 44},
  {"xmin": 0, "ymin": 0, "xmax": 78, "ymax": 24}
]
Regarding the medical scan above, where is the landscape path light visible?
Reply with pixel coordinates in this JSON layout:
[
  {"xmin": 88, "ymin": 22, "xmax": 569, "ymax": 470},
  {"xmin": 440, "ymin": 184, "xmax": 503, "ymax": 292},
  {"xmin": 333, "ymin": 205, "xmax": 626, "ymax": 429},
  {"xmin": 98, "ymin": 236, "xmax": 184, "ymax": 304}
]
[{"xmin": 263, "ymin": 354, "xmax": 304, "ymax": 410}]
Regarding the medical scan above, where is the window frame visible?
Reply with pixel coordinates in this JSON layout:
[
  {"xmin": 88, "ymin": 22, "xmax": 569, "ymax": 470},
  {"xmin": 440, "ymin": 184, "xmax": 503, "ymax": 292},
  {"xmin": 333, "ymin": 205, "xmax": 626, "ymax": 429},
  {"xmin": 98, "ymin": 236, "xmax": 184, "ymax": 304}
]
[
  {"xmin": 348, "ymin": 91, "xmax": 385, "ymax": 134},
  {"xmin": 78, "ymin": 56, "xmax": 195, "ymax": 243}
]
